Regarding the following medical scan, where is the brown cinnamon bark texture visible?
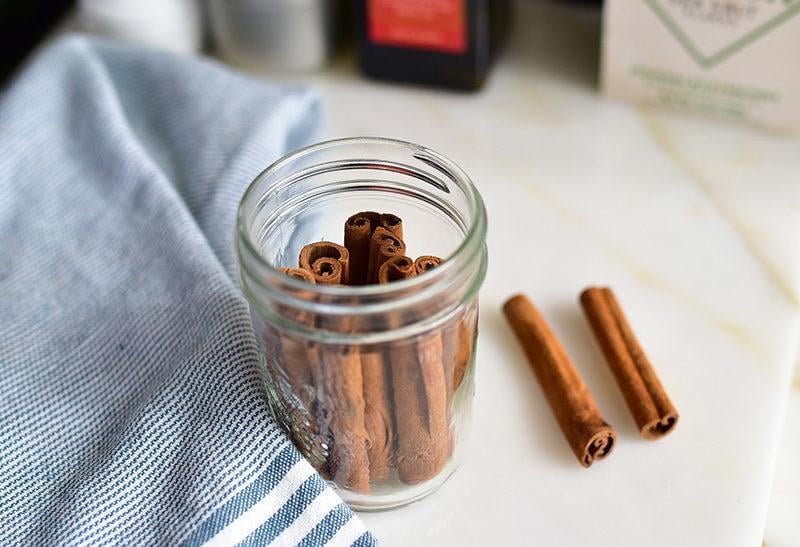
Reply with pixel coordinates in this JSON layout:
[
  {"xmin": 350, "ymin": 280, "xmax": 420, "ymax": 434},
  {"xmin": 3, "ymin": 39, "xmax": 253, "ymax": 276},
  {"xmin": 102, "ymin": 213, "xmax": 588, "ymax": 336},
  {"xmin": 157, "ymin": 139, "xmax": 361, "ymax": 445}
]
[
  {"xmin": 367, "ymin": 227, "xmax": 405, "ymax": 284},
  {"xmin": 503, "ymin": 294, "xmax": 616, "ymax": 467},
  {"xmin": 379, "ymin": 213, "xmax": 403, "ymax": 240},
  {"xmin": 344, "ymin": 212, "xmax": 404, "ymax": 286},
  {"xmin": 308, "ymin": 257, "xmax": 343, "ymax": 285},
  {"xmin": 298, "ymin": 248, "xmax": 369, "ymax": 491},
  {"xmin": 579, "ymin": 287, "xmax": 679, "ymax": 440},
  {"xmin": 413, "ymin": 255, "xmax": 474, "ymax": 399},
  {"xmin": 318, "ymin": 344, "xmax": 371, "ymax": 492},
  {"xmin": 344, "ymin": 211, "xmax": 381, "ymax": 286},
  {"xmin": 275, "ymin": 268, "xmax": 317, "ymax": 407},
  {"xmin": 413, "ymin": 255, "xmax": 441, "ymax": 275},
  {"xmin": 379, "ymin": 256, "xmax": 450, "ymax": 484},
  {"xmin": 360, "ymin": 349, "xmax": 394, "ymax": 481},
  {"xmin": 274, "ymin": 268, "xmax": 330, "ymax": 476},
  {"xmin": 299, "ymin": 241, "xmax": 350, "ymax": 285}
]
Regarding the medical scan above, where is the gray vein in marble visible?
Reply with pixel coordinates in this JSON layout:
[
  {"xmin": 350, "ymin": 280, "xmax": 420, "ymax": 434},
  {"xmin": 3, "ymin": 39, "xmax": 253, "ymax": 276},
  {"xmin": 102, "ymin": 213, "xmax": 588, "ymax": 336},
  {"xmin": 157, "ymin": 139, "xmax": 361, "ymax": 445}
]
[
  {"xmin": 504, "ymin": 166, "xmax": 770, "ymax": 364},
  {"xmin": 639, "ymin": 111, "xmax": 800, "ymax": 308}
]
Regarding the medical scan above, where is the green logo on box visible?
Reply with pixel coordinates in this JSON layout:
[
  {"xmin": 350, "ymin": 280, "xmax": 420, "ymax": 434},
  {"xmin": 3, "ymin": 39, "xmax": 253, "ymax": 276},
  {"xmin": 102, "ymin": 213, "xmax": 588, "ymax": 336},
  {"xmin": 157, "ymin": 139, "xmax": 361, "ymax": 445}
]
[{"xmin": 645, "ymin": 0, "xmax": 800, "ymax": 69}]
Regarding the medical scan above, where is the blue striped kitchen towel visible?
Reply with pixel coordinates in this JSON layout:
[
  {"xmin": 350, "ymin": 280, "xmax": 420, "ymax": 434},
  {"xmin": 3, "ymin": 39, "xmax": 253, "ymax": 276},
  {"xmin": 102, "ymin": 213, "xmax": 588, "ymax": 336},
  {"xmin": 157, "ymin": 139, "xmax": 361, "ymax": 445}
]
[{"xmin": 0, "ymin": 36, "xmax": 376, "ymax": 546}]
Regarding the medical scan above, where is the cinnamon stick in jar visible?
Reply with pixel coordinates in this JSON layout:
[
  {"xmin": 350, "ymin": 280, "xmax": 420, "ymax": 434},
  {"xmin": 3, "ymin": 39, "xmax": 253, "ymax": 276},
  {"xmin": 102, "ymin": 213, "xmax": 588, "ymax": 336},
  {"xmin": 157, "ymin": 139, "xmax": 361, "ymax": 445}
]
[
  {"xmin": 344, "ymin": 212, "xmax": 404, "ymax": 286},
  {"xmin": 367, "ymin": 227, "xmax": 405, "ymax": 284},
  {"xmin": 344, "ymin": 211, "xmax": 380, "ymax": 286},
  {"xmin": 275, "ymin": 267, "xmax": 317, "ymax": 409},
  {"xmin": 379, "ymin": 256, "xmax": 450, "ymax": 484},
  {"xmin": 379, "ymin": 213, "xmax": 403, "ymax": 240},
  {"xmin": 360, "ymin": 348, "xmax": 394, "ymax": 482},
  {"xmin": 317, "ymin": 344, "xmax": 371, "ymax": 492},
  {"xmin": 579, "ymin": 287, "xmax": 679, "ymax": 440},
  {"xmin": 413, "ymin": 256, "xmax": 474, "ymax": 399},
  {"xmin": 274, "ymin": 268, "xmax": 330, "ymax": 475},
  {"xmin": 300, "ymin": 241, "xmax": 350, "ymax": 285},
  {"xmin": 503, "ymin": 294, "xmax": 615, "ymax": 467},
  {"xmin": 298, "ymin": 245, "xmax": 370, "ymax": 492}
]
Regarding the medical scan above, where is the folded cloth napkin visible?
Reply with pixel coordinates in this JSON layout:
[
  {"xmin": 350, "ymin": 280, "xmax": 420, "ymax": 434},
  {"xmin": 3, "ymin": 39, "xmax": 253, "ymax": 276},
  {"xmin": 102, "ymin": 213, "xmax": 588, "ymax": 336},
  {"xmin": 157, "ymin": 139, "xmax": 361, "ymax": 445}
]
[{"xmin": 0, "ymin": 36, "xmax": 375, "ymax": 546}]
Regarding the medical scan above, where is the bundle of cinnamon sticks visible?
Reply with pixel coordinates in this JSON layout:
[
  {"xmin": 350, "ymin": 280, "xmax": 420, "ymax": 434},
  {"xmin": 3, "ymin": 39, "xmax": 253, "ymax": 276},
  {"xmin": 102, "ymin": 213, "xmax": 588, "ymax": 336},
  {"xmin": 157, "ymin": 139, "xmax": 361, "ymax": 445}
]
[{"xmin": 267, "ymin": 211, "xmax": 475, "ymax": 492}]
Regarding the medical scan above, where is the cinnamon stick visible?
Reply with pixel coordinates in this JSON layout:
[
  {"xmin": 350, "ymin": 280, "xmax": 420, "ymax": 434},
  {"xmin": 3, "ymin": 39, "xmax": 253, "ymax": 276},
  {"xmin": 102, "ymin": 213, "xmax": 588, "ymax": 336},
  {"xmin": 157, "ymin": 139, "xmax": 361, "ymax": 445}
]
[
  {"xmin": 308, "ymin": 257, "xmax": 343, "ymax": 285},
  {"xmin": 379, "ymin": 256, "xmax": 450, "ymax": 484},
  {"xmin": 275, "ymin": 267, "xmax": 317, "ymax": 408},
  {"xmin": 379, "ymin": 213, "xmax": 403, "ymax": 240},
  {"xmin": 413, "ymin": 256, "xmax": 474, "ymax": 398},
  {"xmin": 367, "ymin": 227, "xmax": 405, "ymax": 284},
  {"xmin": 298, "ymin": 245, "xmax": 369, "ymax": 491},
  {"xmin": 358, "ymin": 255, "xmax": 401, "ymax": 481},
  {"xmin": 274, "ymin": 268, "xmax": 331, "ymax": 476},
  {"xmin": 360, "ymin": 348, "xmax": 394, "ymax": 482},
  {"xmin": 345, "ymin": 211, "xmax": 404, "ymax": 285},
  {"xmin": 579, "ymin": 287, "xmax": 679, "ymax": 440},
  {"xmin": 317, "ymin": 344, "xmax": 370, "ymax": 492},
  {"xmin": 503, "ymin": 294, "xmax": 616, "ymax": 467},
  {"xmin": 344, "ymin": 211, "xmax": 380, "ymax": 286},
  {"xmin": 299, "ymin": 241, "xmax": 350, "ymax": 285},
  {"xmin": 413, "ymin": 255, "xmax": 441, "ymax": 275}
]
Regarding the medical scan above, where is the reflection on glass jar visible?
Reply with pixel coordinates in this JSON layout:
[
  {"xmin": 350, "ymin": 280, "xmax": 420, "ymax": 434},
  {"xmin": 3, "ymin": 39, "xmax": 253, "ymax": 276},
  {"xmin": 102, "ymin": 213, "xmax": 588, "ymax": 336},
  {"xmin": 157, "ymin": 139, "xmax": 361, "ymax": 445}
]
[{"xmin": 237, "ymin": 137, "xmax": 487, "ymax": 510}]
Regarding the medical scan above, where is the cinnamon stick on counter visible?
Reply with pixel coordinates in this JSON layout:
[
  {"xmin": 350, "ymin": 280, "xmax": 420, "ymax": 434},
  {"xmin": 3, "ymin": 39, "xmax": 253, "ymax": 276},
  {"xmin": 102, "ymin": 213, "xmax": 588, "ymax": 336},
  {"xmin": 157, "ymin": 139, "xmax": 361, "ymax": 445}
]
[
  {"xmin": 503, "ymin": 294, "xmax": 616, "ymax": 467},
  {"xmin": 379, "ymin": 256, "xmax": 450, "ymax": 484},
  {"xmin": 579, "ymin": 287, "xmax": 679, "ymax": 440}
]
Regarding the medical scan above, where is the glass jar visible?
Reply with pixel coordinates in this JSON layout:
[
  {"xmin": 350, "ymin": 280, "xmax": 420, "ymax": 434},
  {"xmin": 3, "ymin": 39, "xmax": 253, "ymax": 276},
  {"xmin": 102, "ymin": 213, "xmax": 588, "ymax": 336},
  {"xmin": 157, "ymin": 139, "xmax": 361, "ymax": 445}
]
[{"xmin": 236, "ymin": 137, "xmax": 487, "ymax": 510}]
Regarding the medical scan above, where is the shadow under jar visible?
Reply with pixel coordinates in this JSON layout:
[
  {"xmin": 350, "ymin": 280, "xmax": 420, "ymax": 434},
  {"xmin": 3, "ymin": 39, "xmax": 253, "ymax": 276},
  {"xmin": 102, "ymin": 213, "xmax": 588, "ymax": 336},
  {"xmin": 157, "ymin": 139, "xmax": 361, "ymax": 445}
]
[{"xmin": 236, "ymin": 137, "xmax": 487, "ymax": 510}]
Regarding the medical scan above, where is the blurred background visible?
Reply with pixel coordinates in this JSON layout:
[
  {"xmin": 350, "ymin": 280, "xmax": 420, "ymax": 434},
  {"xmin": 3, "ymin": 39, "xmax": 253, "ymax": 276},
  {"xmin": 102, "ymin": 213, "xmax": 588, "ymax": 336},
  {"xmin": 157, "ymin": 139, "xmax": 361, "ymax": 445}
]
[{"xmin": 1, "ymin": 0, "xmax": 596, "ymax": 90}]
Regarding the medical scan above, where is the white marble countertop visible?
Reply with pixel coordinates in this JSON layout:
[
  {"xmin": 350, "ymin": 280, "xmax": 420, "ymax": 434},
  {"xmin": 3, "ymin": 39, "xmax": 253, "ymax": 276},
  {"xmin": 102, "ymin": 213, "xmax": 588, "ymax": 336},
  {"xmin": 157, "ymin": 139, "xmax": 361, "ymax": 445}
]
[
  {"xmin": 51, "ymin": 2, "xmax": 800, "ymax": 544},
  {"xmin": 285, "ymin": 3, "xmax": 800, "ymax": 546}
]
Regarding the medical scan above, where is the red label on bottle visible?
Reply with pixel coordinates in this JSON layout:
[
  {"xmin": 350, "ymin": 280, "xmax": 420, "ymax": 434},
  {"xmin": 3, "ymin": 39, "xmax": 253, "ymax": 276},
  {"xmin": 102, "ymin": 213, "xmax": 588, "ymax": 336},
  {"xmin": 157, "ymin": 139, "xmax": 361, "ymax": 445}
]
[{"xmin": 367, "ymin": 0, "xmax": 467, "ymax": 54}]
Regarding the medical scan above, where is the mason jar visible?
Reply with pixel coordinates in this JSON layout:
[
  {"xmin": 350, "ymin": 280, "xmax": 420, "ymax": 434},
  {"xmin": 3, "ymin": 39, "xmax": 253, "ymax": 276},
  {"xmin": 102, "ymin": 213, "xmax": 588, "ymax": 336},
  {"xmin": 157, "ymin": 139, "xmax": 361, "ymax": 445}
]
[{"xmin": 236, "ymin": 137, "xmax": 487, "ymax": 510}]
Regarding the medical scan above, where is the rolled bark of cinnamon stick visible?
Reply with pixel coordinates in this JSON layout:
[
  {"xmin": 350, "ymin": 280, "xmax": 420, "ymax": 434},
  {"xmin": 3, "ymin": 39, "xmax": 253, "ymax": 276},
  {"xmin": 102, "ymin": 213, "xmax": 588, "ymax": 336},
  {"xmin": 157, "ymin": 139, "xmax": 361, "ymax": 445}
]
[
  {"xmin": 309, "ymin": 257, "xmax": 343, "ymax": 285},
  {"xmin": 579, "ymin": 287, "xmax": 679, "ymax": 440},
  {"xmin": 318, "ymin": 345, "xmax": 371, "ymax": 492},
  {"xmin": 344, "ymin": 211, "xmax": 380, "ymax": 286},
  {"xmin": 503, "ymin": 294, "xmax": 616, "ymax": 467},
  {"xmin": 360, "ymin": 349, "xmax": 394, "ymax": 481},
  {"xmin": 297, "ymin": 246, "xmax": 370, "ymax": 491},
  {"xmin": 274, "ymin": 268, "xmax": 330, "ymax": 476},
  {"xmin": 379, "ymin": 213, "xmax": 403, "ymax": 240},
  {"xmin": 345, "ymin": 212, "xmax": 404, "ymax": 286},
  {"xmin": 413, "ymin": 256, "xmax": 474, "ymax": 399},
  {"xmin": 379, "ymin": 256, "xmax": 450, "ymax": 484},
  {"xmin": 276, "ymin": 268, "xmax": 317, "ymax": 408},
  {"xmin": 367, "ymin": 227, "xmax": 406, "ymax": 284},
  {"xmin": 299, "ymin": 241, "xmax": 350, "ymax": 285}
]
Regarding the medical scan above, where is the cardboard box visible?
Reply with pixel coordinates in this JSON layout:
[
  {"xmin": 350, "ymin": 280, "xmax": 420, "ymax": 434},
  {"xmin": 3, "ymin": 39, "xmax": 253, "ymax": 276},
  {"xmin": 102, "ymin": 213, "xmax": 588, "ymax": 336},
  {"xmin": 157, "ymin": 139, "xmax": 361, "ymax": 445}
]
[{"xmin": 602, "ymin": 0, "xmax": 800, "ymax": 134}]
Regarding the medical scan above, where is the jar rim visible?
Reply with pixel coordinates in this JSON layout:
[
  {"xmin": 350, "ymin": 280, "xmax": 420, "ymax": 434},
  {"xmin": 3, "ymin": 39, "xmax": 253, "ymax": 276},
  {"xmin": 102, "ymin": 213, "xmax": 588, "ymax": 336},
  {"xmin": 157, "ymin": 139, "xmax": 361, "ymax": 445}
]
[{"xmin": 238, "ymin": 137, "xmax": 486, "ymax": 299}]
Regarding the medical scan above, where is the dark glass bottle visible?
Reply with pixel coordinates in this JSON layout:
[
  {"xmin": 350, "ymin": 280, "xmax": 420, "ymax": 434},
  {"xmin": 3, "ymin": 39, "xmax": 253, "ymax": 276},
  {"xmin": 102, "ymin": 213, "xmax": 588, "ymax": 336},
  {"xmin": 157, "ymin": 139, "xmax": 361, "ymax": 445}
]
[{"xmin": 354, "ymin": 0, "xmax": 510, "ymax": 91}]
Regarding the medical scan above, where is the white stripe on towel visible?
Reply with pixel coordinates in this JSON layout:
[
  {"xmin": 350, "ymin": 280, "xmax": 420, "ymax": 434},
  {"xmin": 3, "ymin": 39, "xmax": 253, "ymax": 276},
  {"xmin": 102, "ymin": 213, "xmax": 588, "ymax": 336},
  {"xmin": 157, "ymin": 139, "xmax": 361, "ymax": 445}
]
[
  {"xmin": 270, "ymin": 488, "xmax": 343, "ymax": 547},
  {"xmin": 204, "ymin": 460, "xmax": 314, "ymax": 547}
]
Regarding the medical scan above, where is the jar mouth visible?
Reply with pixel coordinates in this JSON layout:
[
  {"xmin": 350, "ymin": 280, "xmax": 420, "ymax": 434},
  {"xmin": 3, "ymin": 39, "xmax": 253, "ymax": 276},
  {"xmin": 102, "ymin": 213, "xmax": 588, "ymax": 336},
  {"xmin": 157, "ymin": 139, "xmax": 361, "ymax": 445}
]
[{"xmin": 236, "ymin": 137, "xmax": 487, "ymax": 337}]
